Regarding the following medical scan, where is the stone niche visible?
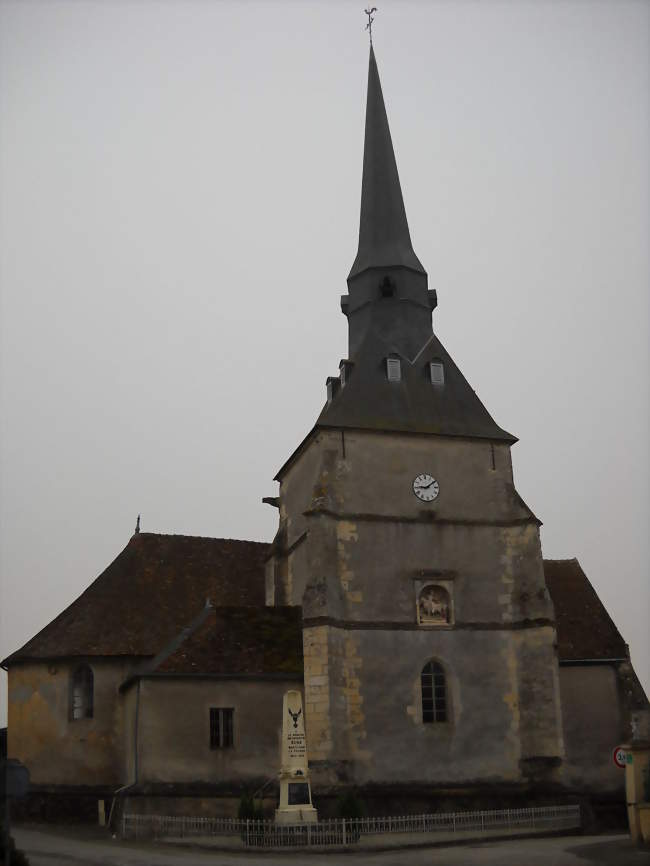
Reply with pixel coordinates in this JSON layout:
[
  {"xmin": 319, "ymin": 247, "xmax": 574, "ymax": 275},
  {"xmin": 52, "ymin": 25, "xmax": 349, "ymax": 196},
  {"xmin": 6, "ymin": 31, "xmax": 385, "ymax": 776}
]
[{"xmin": 415, "ymin": 581, "xmax": 454, "ymax": 627}]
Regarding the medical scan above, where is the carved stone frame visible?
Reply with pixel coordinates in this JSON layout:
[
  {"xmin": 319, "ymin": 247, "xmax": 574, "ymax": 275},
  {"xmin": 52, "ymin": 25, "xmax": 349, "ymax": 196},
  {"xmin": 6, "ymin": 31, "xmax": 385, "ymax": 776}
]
[{"xmin": 413, "ymin": 574, "xmax": 455, "ymax": 627}]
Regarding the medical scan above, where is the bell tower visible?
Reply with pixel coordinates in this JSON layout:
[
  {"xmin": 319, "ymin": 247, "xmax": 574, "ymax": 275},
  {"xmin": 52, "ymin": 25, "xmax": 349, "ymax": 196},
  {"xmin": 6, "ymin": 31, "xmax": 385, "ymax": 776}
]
[{"xmin": 266, "ymin": 46, "xmax": 565, "ymax": 798}]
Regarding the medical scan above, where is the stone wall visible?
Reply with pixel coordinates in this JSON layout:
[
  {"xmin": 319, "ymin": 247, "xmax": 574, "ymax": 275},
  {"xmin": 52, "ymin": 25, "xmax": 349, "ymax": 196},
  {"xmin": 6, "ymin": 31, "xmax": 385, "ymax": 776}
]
[
  {"xmin": 274, "ymin": 428, "xmax": 565, "ymax": 788},
  {"xmin": 133, "ymin": 676, "xmax": 301, "ymax": 785},
  {"xmin": 122, "ymin": 679, "xmax": 138, "ymax": 785},
  {"xmin": 7, "ymin": 658, "xmax": 137, "ymax": 786},
  {"xmin": 558, "ymin": 664, "xmax": 625, "ymax": 793}
]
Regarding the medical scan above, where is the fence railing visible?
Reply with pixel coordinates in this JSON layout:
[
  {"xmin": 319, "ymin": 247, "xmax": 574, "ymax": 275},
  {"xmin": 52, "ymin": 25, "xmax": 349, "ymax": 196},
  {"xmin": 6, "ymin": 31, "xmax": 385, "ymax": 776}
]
[{"xmin": 121, "ymin": 803, "xmax": 581, "ymax": 847}]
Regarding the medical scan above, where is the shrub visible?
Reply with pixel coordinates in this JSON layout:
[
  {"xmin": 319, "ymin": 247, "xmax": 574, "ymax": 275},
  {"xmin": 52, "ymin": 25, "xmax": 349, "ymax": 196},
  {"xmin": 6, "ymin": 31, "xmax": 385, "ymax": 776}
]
[
  {"xmin": 238, "ymin": 792, "xmax": 264, "ymax": 820},
  {"xmin": 335, "ymin": 790, "xmax": 366, "ymax": 820}
]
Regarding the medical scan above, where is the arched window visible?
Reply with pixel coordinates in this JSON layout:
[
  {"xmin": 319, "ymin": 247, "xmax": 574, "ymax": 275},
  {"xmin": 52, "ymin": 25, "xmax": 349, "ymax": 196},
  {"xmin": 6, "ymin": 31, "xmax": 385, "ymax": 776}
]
[
  {"xmin": 421, "ymin": 661, "xmax": 447, "ymax": 723},
  {"xmin": 71, "ymin": 665, "xmax": 94, "ymax": 720}
]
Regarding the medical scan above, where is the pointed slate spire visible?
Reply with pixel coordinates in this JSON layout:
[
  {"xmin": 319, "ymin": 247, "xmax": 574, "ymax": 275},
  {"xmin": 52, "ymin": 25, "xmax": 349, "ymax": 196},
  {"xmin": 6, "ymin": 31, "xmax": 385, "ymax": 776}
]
[{"xmin": 348, "ymin": 46, "xmax": 425, "ymax": 280}]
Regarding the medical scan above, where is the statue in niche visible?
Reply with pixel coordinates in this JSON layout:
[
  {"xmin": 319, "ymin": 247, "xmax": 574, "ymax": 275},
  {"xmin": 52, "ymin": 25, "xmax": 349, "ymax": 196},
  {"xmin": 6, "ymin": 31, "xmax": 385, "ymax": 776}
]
[{"xmin": 418, "ymin": 585, "xmax": 450, "ymax": 625}]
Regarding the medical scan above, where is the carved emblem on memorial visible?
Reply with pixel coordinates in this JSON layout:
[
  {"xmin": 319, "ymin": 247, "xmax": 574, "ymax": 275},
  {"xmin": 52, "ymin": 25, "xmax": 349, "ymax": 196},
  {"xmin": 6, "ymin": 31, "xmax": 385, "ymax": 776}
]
[{"xmin": 418, "ymin": 585, "xmax": 451, "ymax": 625}]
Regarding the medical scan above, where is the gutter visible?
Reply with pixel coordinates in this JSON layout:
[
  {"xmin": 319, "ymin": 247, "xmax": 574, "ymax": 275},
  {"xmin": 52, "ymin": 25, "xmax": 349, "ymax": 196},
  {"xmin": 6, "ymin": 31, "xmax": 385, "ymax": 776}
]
[
  {"xmin": 131, "ymin": 671, "xmax": 304, "ymax": 682},
  {"xmin": 107, "ymin": 678, "xmax": 142, "ymax": 832},
  {"xmin": 559, "ymin": 657, "xmax": 628, "ymax": 666},
  {"xmin": 134, "ymin": 678, "xmax": 140, "ymax": 784},
  {"xmin": 107, "ymin": 781, "xmax": 136, "ymax": 832}
]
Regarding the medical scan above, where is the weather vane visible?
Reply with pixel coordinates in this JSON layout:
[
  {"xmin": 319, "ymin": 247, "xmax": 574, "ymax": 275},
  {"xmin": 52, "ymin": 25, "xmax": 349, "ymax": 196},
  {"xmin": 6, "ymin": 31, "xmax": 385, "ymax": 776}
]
[{"xmin": 364, "ymin": 7, "xmax": 377, "ymax": 45}]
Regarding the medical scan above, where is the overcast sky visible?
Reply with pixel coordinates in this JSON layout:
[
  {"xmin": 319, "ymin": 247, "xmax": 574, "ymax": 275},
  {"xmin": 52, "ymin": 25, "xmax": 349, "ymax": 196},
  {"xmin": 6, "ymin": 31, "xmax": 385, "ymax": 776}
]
[{"xmin": 0, "ymin": 0, "xmax": 648, "ymax": 727}]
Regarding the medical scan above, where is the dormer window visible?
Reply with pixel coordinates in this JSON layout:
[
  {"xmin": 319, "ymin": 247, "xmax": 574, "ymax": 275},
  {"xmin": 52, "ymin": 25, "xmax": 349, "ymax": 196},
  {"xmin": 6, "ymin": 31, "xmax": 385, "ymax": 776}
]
[
  {"xmin": 339, "ymin": 359, "xmax": 354, "ymax": 388},
  {"xmin": 326, "ymin": 376, "xmax": 340, "ymax": 403},
  {"xmin": 387, "ymin": 358, "xmax": 401, "ymax": 382},
  {"xmin": 430, "ymin": 360, "xmax": 445, "ymax": 386}
]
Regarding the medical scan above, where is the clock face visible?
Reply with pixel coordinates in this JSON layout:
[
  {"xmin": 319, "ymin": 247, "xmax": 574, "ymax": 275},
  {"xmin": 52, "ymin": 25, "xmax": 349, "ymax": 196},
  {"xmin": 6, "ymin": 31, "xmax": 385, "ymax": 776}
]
[{"xmin": 413, "ymin": 473, "xmax": 439, "ymax": 502}]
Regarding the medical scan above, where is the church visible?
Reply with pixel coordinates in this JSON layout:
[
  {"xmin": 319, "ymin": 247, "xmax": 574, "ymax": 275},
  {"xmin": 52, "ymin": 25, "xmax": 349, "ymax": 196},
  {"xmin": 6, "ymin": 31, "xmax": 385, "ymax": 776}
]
[{"xmin": 3, "ymin": 46, "xmax": 648, "ymax": 824}]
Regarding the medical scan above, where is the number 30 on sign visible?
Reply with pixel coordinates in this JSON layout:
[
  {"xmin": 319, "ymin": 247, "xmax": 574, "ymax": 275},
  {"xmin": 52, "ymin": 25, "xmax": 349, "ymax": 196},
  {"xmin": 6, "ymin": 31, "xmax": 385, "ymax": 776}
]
[{"xmin": 613, "ymin": 746, "xmax": 627, "ymax": 769}]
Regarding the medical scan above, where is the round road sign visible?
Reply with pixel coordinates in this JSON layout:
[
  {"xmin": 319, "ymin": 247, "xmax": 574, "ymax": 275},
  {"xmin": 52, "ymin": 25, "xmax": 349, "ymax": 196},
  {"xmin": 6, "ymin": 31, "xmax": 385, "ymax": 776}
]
[{"xmin": 613, "ymin": 746, "xmax": 627, "ymax": 769}]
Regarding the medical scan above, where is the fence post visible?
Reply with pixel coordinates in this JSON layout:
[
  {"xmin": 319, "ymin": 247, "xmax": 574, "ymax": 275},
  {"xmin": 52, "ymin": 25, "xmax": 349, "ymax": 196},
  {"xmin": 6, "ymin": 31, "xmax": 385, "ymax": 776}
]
[{"xmin": 342, "ymin": 818, "xmax": 346, "ymax": 846}]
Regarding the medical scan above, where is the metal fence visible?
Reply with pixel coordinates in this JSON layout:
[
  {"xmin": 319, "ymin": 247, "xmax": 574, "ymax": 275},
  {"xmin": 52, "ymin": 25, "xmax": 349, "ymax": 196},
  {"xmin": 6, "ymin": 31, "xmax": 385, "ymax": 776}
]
[{"xmin": 122, "ymin": 803, "xmax": 581, "ymax": 847}]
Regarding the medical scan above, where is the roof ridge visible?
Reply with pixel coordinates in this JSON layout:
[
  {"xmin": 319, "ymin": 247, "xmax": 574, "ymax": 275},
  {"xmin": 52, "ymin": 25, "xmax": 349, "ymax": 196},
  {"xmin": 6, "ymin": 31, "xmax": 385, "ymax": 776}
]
[
  {"xmin": 3, "ymin": 534, "xmax": 269, "ymax": 665},
  {"xmin": 134, "ymin": 532, "xmax": 268, "ymax": 545}
]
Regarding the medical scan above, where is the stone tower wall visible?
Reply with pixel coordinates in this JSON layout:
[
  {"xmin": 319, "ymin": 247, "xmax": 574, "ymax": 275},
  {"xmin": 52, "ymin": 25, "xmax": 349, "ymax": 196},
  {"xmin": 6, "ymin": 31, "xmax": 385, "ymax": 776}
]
[{"xmin": 273, "ymin": 428, "xmax": 565, "ymax": 787}]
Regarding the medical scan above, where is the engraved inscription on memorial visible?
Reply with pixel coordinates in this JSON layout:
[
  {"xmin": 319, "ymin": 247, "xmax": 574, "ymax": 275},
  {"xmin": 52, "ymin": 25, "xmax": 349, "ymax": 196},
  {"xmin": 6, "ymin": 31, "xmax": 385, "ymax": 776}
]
[{"xmin": 287, "ymin": 728, "xmax": 306, "ymax": 761}]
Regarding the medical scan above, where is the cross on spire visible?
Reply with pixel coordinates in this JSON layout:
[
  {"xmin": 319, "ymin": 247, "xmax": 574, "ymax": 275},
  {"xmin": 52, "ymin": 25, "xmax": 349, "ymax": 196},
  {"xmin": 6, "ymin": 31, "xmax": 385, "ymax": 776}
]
[{"xmin": 364, "ymin": 7, "xmax": 377, "ymax": 45}]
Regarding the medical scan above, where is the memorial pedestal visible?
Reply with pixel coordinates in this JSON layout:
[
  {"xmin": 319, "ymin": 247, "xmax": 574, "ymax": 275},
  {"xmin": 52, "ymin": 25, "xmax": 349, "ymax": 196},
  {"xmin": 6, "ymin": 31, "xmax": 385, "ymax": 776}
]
[
  {"xmin": 275, "ymin": 772, "xmax": 318, "ymax": 824},
  {"xmin": 274, "ymin": 690, "xmax": 318, "ymax": 825}
]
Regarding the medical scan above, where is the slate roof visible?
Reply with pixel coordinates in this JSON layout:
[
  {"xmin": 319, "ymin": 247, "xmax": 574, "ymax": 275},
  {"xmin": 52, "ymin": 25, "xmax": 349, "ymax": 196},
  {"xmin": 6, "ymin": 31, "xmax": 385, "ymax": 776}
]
[
  {"xmin": 2, "ymin": 533, "xmax": 268, "ymax": 663},
  {"xmin": 543, "ymin": 558, "xmax": 629, "ymax": 662},
  {"xmin": 291, "ymin": 46, "xmax": 515, "ymax": 450},
  {"xmin": 151, "ymin": 606, "xmax": 303, "ymax": 677},
  {"xmin": 348, "ymin": 46, "xmax": 425, "ymax": 280},
  {"xmin": 315, "ymin": 330, "xmax": 516, "ymax": 442},
  {"xmin": 2, "ymin": 533, "xmax": 637, "ymax": 677}
]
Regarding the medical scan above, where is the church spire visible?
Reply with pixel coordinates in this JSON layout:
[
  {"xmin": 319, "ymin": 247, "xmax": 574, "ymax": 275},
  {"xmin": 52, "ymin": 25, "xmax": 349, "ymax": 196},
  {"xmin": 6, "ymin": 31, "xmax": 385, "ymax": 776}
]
[{"xmin": 348, "ymin": 46, "xmax": 425, "ymax": 280}]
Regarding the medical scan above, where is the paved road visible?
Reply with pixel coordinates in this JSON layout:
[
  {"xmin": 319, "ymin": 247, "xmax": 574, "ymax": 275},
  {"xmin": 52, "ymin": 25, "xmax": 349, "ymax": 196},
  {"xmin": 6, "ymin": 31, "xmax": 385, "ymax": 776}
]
[{"xmin": 12, "ymin": 827, "xmax": 650, "ymax": 866}]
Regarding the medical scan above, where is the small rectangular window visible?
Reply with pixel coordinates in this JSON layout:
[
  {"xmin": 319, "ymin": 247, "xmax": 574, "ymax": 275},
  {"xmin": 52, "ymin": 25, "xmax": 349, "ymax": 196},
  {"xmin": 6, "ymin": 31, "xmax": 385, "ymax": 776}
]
[
  {"xmin": 430, "ymin": 361, "xmax": 445, "ymax": 385},
  {"xmin": 210, "ymin": 707, "xmax": 234, "ymax": 749},
  {"xmin": 387, "ymin": 358, "xmax": 401, "ymax": 382}
]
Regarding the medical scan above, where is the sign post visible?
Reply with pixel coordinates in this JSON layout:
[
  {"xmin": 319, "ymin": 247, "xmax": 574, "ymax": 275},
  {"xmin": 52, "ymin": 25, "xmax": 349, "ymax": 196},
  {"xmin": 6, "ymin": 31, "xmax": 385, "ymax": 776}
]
[{"xmin": 275, "ymin": 690, "xmax": 317, "ymax": 824}]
